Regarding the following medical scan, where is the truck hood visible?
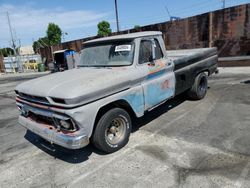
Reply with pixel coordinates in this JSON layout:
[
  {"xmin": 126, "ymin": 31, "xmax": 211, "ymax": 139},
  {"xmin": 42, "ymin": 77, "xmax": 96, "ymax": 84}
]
[{"xmin": 16, "ymin": 67, "xmax": 139, "ymax": 105}]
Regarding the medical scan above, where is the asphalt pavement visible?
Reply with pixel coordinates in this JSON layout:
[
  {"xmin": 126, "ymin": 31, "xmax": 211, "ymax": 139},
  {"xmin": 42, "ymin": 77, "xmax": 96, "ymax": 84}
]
[{"xmin": 0, "ymin": 67, "xmax": 250, "ymax": 188}]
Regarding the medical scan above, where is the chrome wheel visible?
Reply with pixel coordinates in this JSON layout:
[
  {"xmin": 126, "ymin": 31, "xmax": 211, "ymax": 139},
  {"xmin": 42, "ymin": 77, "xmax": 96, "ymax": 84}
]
[
  {"xmin": 92, "ymin": 108, "xmax": 131, "ymax": 153},
  {"xmin": 105, "ymin": 116, "xmax": 127, "ymax": 145}
]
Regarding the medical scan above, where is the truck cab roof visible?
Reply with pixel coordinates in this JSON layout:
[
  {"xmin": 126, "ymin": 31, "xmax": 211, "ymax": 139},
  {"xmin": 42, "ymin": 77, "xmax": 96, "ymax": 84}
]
[{"xmin": 84, "ymin": 31, "xmax": 162, "ymax": 44}]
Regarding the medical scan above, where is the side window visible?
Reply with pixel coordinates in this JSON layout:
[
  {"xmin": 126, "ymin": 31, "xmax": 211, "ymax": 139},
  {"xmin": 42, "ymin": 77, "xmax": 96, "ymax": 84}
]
[
  {"xmin": 139, "ymin": 40, "xmax": 152, "ymax": 64},
  {"xmin": 139, "ymin": 39, "xmax": 163, "ymax": 64},
  {"xmin": 154, "ymin": 39, "xmax": 163, "ymax": 60}
]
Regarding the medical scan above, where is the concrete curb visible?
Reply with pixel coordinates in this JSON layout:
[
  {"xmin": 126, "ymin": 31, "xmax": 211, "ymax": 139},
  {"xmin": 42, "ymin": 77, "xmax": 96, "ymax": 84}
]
[{"xmin": 0, "ymin": 71, "xmax": 50, "ymax": 81}]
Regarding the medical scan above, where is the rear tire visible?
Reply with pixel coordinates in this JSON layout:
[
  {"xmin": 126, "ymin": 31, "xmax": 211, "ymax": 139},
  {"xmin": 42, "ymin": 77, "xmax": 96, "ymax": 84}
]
[
  {"xmin": 92, "ymin": 108, "xmax": 132, "ymax": 153},
  {"xmin": 187, "ymin": 72, "xmax": 208, "ymax": 100}
]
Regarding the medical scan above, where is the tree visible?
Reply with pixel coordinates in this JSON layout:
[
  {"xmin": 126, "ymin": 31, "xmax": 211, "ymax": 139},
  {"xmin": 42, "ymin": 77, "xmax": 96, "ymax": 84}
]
[
  {"xmin": 97, "ymin": 21, "xmax": 112, "ymax": 37},
  {"xmin": 134, "ymin": 25, "xmax": 141, "ymax": 32},
  {"xmin": 32, "ymin": 37, "xmax": 50, "ymax": 53},
  {"xmin": 32, "ymin": 41, "xmax": 39, "ymax": 53},
  {"xmin": 38, "ymin": 37, "xmax": 50, "ymax": 47},
  {"xmin": 134, "ymin": 25, "xmax": 141, "ymax": 30},
  {"xmin": 0, "ymin": 48, "xmax": 14, "ymax": 57},
  {"xmin": 46, "ymin": 23, "xmax": 62, "ymax": 45},
  {"xmin": 32, "ymin": 23, "xmax": 61, "ymax": 52}
]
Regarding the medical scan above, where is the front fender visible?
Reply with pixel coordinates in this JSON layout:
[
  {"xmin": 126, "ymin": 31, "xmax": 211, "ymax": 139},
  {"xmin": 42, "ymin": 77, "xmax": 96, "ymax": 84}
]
[{"xmin": 64, "ymin": 85, "xmax": 144, "ymax": 138}]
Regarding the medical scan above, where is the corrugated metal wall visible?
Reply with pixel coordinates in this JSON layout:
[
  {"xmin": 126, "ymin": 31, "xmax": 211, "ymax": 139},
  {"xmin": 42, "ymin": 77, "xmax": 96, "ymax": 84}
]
[{"xmin": 40, "ymin": 4, "xmax": 250, "ymax": 63}]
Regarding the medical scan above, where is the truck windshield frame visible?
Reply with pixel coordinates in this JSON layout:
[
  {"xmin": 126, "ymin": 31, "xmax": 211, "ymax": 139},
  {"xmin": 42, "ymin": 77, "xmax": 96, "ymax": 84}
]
[{"xmin": 78, "ymin": 40, "xmax": 135, "ymax": 67}]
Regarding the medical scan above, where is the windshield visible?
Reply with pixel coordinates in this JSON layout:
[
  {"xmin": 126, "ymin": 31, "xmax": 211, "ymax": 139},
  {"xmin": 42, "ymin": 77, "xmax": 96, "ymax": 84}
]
[{"xmin": 79, "ymin": 41, "xmax": 134, "ymax": 67}]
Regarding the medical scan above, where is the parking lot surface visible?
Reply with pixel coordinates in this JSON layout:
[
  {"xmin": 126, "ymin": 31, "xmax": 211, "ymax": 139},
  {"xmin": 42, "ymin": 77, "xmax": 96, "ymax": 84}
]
[{"xmin": 0, "ymin": 67, "xmax": 250, "ymax": 188}]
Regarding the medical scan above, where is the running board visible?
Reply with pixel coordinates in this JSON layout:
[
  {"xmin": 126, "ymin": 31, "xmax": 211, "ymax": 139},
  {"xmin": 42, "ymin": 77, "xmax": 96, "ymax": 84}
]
[{"xmin": 147, "ymin": 99, "xmax": 168, "ymax": 112}]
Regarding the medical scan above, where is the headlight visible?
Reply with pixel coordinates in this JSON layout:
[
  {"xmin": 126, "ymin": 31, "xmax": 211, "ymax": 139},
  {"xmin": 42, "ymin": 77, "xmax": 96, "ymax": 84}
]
[
  {"xmin": 53, "ymin": 117, "xmax": 77, "ymax": 132},
  {"xmin": 60, "ymin": 120, "xmax": 71, "ymax": 129}
]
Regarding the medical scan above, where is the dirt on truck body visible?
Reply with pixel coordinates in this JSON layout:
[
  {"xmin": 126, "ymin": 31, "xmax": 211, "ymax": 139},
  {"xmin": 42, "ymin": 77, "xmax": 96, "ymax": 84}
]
[{"xmin": 15, "ymin": 31, "xmax": 218, "ymax": 153}]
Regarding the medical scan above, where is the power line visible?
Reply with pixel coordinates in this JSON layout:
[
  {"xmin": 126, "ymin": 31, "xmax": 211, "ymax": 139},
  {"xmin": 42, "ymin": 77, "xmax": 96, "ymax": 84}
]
[
  {"xmin": 6, "ymin": 11, "xmax": 16, "ymax": 55},
  {"xmin": 164, "ymin": 6, "xmax": 180, "ymax": 21},
  {"xmin": 172, "ymin": 0, "xmax": 221, "ymax": 15},
  {"xmin": 116, "ymin": 0, "xmax": 223, "ymax": 26}
]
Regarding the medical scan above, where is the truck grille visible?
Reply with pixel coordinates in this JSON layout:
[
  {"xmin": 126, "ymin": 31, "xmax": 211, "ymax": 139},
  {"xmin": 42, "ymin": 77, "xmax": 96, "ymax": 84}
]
[
  {"xmin": 28, "ymin": 111, "xmax": 55, "ymax": 126},
  {"xmin": 18, "ymin": 92, "xmax": 49, "ymax": 105},
  {"xmin": 26, "ymin": 111, "xmax": 78, "ymax": 132}
]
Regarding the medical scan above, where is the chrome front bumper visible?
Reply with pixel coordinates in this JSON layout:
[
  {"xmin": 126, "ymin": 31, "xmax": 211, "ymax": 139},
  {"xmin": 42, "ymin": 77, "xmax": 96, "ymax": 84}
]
[{"xmin": 19, "ymin": 115, "xmax": 89, "ymax": 149}]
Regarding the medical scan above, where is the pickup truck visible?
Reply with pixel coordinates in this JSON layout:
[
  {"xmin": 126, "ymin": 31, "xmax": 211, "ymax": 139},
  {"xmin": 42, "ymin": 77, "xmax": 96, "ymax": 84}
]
[{"xmin": 15, "ymin": 31, "xmax": 218, "ymax": 153}]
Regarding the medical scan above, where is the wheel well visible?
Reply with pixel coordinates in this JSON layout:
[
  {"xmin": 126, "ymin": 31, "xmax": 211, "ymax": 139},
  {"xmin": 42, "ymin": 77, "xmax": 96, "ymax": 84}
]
[
  {"xmin": 189, "ymin": 70, "xmax": 209, "ymax": 87},
  {"xmin": 92, "ymin": 100, "xmax": 136, "ymax": 134},
  {"xmin": 197, "ymin": 69, "xmax": 209, "ymax": 76}
]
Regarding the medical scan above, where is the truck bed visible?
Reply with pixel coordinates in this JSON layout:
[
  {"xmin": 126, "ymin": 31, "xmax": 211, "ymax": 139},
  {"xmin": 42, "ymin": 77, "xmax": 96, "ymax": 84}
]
[
  {"xmin": 166, "ymin": 48, "xmax": 218, "ymax": 96},
  {"xmin": 166, "ymin": 48, "xmax": 217, "ymax": 71}
]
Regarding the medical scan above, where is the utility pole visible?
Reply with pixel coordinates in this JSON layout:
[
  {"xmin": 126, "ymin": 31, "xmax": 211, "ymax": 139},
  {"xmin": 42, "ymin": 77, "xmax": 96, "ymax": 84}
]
[
  {"xmin": 209, "ymin": 12, "xmax": 213, "ymax": 47},
  {"xmin": 164, "ymin": 6, "xmax": 180, "ymax": 21},
  {"xmin": 6, "ymin": 11, "xmax": 16, "ymax": 55},
  {"xmin": 222, "ymin": 0, "xmax": 225, "ymax": 9},
  {"xmin": 6, "ymin": 11, "xmax": 23, "ymax": 72},
  {"xmin": 114, "ymin": 0, "xmax": 120, "ymax": 32}
]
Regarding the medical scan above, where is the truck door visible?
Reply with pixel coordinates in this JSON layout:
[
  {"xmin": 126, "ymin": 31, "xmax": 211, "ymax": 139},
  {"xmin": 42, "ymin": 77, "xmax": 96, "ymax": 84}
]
[{"xmin": 139, "ymin": 38, "xmax": 175, "ymax": 110}]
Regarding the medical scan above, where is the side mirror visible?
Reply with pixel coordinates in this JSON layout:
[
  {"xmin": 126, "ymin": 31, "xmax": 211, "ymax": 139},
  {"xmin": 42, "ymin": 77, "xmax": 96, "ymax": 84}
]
[{"xmin": 148, "ymin": 55, "xmax": 155, "ymax": 66}]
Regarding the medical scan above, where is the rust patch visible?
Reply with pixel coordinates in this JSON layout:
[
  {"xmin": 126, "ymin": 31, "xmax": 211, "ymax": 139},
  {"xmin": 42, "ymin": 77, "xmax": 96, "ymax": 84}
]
[{"xmin": 161, "ymin": 80, "xmax": 170, "ymax": 89}]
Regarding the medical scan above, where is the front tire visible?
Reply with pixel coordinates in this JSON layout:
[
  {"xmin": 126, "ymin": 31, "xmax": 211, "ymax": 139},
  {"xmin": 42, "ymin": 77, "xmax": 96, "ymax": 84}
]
[
  {"xmin": 92, "ymin": 108, "xmax": 132, "ymax": 153},
  {"xmin": 187, "ymin": 72, "xmax": 208, "ymax": 100}
]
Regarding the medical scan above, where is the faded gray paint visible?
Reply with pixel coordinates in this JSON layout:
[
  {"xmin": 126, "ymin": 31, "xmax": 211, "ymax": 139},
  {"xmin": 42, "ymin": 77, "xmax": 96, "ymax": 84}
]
[
  {"xmin": 15, "ymin": 32, "xmax": 217, "ymax": 149},
  {"xmin": 84, "ymin": 31, "xmax": 162, "ymax": 44}
]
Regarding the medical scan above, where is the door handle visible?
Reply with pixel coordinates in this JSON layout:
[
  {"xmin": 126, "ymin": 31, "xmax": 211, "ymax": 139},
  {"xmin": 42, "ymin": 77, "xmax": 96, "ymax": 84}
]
[{"xmin": 147, "ymin": 62, "xmax": 155, "ymax": 67}]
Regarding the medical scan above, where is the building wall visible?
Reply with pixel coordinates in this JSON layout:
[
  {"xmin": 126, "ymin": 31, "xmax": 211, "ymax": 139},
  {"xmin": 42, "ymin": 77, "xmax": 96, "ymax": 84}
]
[
  {"xmin": 19, "ymin": 45, "xmax": 35, "ymax": 55},
  {"xmin": 40, "ymin": 4, "xmax": 250, "ymax": 63},
  {"xmin": 212, "ymin": 5, "xmax": 250, "ymax": 57}
]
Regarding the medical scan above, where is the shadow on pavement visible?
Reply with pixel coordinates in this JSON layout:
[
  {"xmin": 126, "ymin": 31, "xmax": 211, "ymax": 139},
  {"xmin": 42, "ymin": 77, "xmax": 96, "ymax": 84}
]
[
  {"xmin": 24, "ymin": 93, "xmax": 187, "ymax": 164},
  {"xmin": 24, "ymin": 130, "xmax": 105, "ymax": 164},
  {"xmin": 241, "ymin": 80, "xmax": 250, "ymax": 84},
  {"xmin": 133, "ymin": 94, "xmax": 187, "ymax": 132}
]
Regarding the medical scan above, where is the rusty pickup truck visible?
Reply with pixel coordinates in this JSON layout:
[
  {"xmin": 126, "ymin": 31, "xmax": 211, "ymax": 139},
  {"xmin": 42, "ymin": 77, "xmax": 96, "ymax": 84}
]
[{"xmin": 15, "ymin": 31, "xmax": 218, "ymax": 153}]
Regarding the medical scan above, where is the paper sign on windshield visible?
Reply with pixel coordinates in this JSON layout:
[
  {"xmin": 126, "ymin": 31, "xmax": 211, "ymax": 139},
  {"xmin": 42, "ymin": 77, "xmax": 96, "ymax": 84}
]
[{"xmin": 115, "ymin": 45, "xmax": 131, "ymax": 52}]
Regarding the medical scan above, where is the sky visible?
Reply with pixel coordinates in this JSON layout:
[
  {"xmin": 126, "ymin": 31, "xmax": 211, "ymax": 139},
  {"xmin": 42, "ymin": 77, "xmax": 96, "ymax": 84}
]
[{"xmin": 0, "ymin": 0, "xmax": 249, "ymax": 48}]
